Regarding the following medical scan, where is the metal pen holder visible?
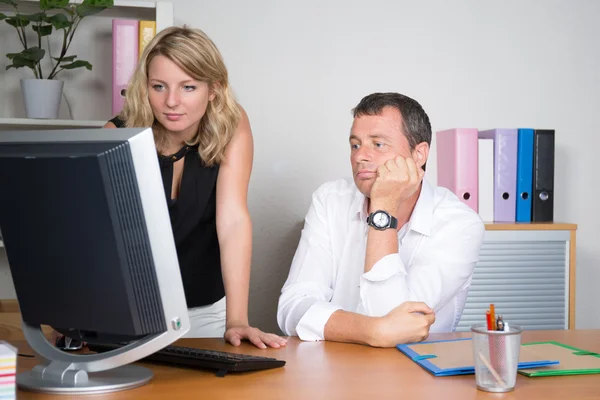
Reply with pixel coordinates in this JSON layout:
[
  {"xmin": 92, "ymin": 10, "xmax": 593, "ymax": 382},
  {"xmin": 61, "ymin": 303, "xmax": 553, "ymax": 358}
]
[{"xmin": 471, "ymin": 322, "xmax": 523, "ymax": 393}]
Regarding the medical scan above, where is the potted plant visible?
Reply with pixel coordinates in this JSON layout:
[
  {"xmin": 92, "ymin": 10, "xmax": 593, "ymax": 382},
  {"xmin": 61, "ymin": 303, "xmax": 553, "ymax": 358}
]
[{"xmin": 0, "ymin": 0, "xmax": 114, "ymax": 119}]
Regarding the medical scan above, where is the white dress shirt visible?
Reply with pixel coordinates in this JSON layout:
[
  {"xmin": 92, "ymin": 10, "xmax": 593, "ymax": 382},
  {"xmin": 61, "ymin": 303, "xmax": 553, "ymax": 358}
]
[{"xmin": 277, "ymin": 178, "xmax": 485, "ymax": 342}]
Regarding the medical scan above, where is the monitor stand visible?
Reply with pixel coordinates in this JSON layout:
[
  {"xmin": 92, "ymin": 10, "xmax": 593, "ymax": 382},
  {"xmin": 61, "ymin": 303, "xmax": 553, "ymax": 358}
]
[{"xmin": 17, "ymin": 322, "xmax": 180, "ymax": 395}]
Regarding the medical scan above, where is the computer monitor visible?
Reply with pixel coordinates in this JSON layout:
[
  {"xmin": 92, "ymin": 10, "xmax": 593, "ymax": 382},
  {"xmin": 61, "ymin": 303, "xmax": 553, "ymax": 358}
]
[{"xmin": 0, "ymin": 127, "xmax": 190, "ymax": 395}]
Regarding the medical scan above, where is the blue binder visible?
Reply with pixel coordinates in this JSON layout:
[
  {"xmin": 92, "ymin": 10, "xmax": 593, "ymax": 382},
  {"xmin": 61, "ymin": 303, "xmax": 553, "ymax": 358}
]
[
  {"xmin": 516, "ymin": 128, "xmax": 534, "ymax": 222},
  {"xmin": 396, "ymin": 338, "xmax": 559, "ymax": 377}
]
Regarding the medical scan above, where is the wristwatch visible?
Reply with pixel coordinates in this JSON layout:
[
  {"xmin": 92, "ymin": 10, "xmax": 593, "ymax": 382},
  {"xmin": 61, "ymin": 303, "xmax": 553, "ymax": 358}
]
[{"xmin": 366, "ymin": 210, "xmax": 398, "ymax": 230}]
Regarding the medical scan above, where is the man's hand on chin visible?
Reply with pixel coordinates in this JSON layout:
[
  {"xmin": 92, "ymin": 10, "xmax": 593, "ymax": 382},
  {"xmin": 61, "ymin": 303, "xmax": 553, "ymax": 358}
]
[{"xmin": 369, "ymin": 155, "xmax": 425, "ymax": 214}]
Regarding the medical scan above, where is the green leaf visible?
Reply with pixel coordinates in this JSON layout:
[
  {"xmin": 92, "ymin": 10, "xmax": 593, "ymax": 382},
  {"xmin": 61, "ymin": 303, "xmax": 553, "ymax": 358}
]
[
  {"xmin": 0, "ymin": 0, "xmax": 17, "ymax": 7},
  {"xmin": 54, "ymin": 55, "xmax": 76, "ymax": 62},
  {"xmin": 6, "ymin": 55, "xmax": 37, "ymax": 70},
  {"xmin": 83, "ymin": 0, "xmax": 114, "ymax": 7},
  {"xmin": 7, "ymin": 47, "xmax": 45, "ymax": 62},
  {"xmin": 6, "ymin": 16, "xmax": 30, "ymax": 28},
  {"xmin": 0, "ymin": 13, "xmax": 8, "ymax": 21},
  {"xmin": 21, "ymin": 13, "xmax": 47, "ymax": 22},
  {"xmin": 40, "ymin": 0, "xmax": 70, "ymax": 10},
  {"xmin": 75, "ymin": 4, "xmax": 107, "ymax": 17},
  {"xmin": 32, "ymin": 24, "xmax": 53, "ymax": 36},
  {"xmin": 49, "ymin": 13, "xmax": 71, "ymax": 29},
  {"xmin": 60, "ymin": 60, "xmax": 92, "ymax": 71}
]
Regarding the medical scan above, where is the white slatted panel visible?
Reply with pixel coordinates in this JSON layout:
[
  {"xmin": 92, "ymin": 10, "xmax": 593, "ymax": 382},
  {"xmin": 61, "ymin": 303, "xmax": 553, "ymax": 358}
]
[{"xmin": 456, "ymin": 230, "xmax": 570, "ymax": 332}]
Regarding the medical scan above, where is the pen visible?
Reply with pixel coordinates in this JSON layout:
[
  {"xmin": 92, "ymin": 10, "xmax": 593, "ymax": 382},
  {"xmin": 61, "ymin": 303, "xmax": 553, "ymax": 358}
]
[
  {"xmin": 478, "ymin": 352, "xmax": 507, "ymax": 388},
  {"xmin": 496, "ymin": 315, "xmax": 505, "ymax": 331},
  {"xmin": 490, "ymin": 304, "xmax": 496, "ymax": 330},
  {"xmin": 486, "ymin": 310, "xmax": 492, "ymax": 330}
]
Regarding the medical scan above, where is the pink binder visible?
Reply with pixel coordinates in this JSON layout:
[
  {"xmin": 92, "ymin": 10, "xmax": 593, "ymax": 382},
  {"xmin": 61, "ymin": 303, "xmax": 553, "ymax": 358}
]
[
  {"xmin": 112, "ymin": 19, "xmax": 139, "ymax": 116},
  {"xmin": 478, "ymin": 129, "xmax": 518, "ymax": 222},
  {"xmin": 436, "ymin": 128, "xmax": 479, "ymax": 212}
]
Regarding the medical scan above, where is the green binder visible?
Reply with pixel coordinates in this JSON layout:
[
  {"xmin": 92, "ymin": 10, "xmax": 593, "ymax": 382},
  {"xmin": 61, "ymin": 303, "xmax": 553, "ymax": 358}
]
[{"xmin": 518, "ymin": 341, "xmax": 600, "ymax": 377}]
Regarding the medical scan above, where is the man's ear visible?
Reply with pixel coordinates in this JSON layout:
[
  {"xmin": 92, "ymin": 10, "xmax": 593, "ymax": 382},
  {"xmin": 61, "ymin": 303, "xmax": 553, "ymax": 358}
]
[{"xmin": 413, "ymin": 142, "xmax": 429, "ymax": 169}]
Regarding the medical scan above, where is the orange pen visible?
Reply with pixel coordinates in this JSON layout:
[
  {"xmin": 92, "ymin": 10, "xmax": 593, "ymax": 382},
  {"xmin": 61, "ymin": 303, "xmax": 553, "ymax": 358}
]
[{"xmin": 490, "ymin": 304, "xmax": 496, "ymax": 330}]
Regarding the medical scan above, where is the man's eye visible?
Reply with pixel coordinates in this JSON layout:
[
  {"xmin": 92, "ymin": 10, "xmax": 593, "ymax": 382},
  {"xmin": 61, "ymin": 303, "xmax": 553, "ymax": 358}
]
[{"xmin": 351, "ymin": 144, "xmax": 360, "ymax": 150}]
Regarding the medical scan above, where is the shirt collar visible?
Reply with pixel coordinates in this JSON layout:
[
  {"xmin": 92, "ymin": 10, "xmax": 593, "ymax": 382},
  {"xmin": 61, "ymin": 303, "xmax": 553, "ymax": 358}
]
[
  {"xmin": 350, "ymin": 186, "xmax": 367, "ymax": 222},
  {"xmin": 351, "ymin": 179, "xmax": 434, "ymax": 237},
  {"xmin": 409, "ymin": 180, "xmax": 433, "ymax": 236}
]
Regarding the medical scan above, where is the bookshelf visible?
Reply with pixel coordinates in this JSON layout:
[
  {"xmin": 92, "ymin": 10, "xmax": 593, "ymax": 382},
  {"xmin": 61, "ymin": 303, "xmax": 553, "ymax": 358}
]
[
  {"xmin": 0, "ymin": 0, "xmax": 174, "ymax": 127},
  {"xmin": 0, "ymin": 118, "xmax": 107, "ymax": 130}
]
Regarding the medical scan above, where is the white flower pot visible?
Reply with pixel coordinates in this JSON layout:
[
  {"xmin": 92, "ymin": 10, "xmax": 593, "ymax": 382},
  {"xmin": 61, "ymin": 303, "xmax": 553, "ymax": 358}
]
[{"xmin": 20, "ymin": 78, "xmax": 64, "ymax": 119}]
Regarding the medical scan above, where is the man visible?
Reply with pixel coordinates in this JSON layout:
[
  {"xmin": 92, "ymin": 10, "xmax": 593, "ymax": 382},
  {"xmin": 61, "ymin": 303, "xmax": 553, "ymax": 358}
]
[{"xmin": 277, "ymin": 92, "xmax": 485, "ymax": 348}]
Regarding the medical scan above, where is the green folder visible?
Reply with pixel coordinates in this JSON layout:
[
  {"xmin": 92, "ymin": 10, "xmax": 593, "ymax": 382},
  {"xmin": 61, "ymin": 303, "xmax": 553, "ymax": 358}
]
[{"xmin": 518, "ymin": 341, "xmax": 600, "ymax": 377}]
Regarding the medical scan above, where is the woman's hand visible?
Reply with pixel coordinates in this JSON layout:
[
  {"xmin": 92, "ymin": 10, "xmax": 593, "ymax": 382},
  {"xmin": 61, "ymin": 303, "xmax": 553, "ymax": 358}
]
[{"xmin": 224, "ymin": 324, "xmax": 287, "ymax": 349}]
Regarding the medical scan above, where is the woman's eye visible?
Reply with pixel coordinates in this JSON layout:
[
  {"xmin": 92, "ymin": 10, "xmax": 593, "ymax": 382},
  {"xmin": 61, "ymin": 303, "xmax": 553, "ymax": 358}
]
[{"xmin": 183, "ymin": 85, "xmax": 196, "ymax": 91}]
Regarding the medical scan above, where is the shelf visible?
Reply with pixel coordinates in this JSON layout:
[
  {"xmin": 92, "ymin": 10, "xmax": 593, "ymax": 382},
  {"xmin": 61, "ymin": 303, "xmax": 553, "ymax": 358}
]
[
  {"xmin": 113, "ymin": 1, "xmax": 162, "ymax": 8},
  {"xmin": 0, "ymin": 118, "xmax": 107, "ymax": 130},
  {"xmin": 484, "ymin": 222, "xmax": 577, "ymax": 231},
  {"xmin": 8, "ymin": 0, "xmax": 161, "ymax": 10}
]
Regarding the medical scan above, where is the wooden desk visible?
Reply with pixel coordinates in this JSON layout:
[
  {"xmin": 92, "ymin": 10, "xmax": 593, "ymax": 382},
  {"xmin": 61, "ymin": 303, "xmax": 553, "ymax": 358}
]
[
  {"xmin": 1, "ymin": 326, "xmax": 597, "ymax": 400},
  {"xmin": 0, "ymin": 313, "xmax": 53, "ymax": 341}
]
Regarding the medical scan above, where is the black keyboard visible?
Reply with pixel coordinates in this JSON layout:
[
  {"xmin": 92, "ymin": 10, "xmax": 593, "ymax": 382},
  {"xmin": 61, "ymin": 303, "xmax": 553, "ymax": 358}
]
[{"xmin": 87, "ymin": 342, "xmax": 286, "ymax": 377}]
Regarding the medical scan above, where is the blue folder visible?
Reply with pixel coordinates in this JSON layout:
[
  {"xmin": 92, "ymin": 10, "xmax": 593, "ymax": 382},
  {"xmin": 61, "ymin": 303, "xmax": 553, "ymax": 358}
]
[
  {"xmin": 396, "ymin": 338, "xmax": 559, "ymax": 377},
  {"xmin": 516, "ymin": 128, "xmax": 534, "ymax": 222}
]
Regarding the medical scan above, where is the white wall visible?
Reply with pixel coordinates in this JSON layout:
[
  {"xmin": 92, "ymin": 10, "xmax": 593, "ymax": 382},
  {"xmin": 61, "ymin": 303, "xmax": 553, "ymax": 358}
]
[
  {"xmin": 172, "ymin": 0, "xmax": 600, "ymax": 333},
  {"xmin": 1, "ymin": 0, "xmax": 598, "ymax": 334},
  {"xmin": 0, "ymin": 251, "xmax": 15, "ymax": 299}
]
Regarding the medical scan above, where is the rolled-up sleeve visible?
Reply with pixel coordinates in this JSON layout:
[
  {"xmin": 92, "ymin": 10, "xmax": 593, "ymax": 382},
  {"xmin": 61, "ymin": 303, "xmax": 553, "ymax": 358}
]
[
  {"xmin": 277, "ymin": 189, "xmax": 341, "ymax": 341},
  {"xmin": 295, "ymin": 300, "xmax": 342, "ymax": 341},
  {"xmin": 358, "ymin": 221, "xmax": 485, "ymax": 317}
]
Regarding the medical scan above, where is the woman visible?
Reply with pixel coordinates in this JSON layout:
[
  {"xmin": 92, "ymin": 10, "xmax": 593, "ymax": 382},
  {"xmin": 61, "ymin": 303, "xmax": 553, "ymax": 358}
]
[{"xmin": 104, "ymin": 26, "xmax": 285, "ymax": 349}]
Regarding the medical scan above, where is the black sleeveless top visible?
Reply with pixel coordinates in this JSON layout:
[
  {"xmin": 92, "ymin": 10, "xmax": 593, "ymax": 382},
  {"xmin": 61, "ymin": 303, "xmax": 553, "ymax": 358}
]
[{"xmin": 110, "ymin": 117, "xmax": 224, "ymax": 308}]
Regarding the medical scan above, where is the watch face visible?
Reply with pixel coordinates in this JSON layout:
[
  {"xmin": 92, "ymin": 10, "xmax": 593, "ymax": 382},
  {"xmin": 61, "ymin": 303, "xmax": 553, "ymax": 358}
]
[{"xmin": 373, "ymin": 211, "xmax": 390, "ymax": 228}]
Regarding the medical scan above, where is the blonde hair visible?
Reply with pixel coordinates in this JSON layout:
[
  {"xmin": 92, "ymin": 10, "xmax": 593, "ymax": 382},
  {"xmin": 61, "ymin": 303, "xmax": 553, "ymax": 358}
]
[{"xmin": 121, "ymin": 26, "xmax": 241, "ymax": 166}]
